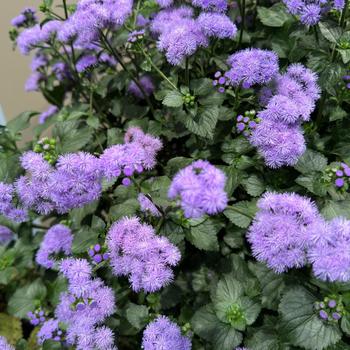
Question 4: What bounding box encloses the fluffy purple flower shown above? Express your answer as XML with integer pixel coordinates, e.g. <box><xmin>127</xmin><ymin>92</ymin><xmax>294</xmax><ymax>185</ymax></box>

<box><xmin>0</xmin><ymin>182</ymin><xmax>28</xmax><ymax>223</ymax></box>
<box><xmin>17</xmin><ymin>24</ymin><xmax>42</xmax><ymax>54</ymax></box>
<box><xmin>138</xmin><ymin>194</ymin><xmax>162</xmax><ymax>217</ymax></box>
<box><xmin>142</xmin><ymin>316</ymin><xmax>192</xmax><ymax>350</ymax></box>
<box><xmin>0</xmin><ymin>336</ymin><xmax>15</xmax><ymax>350</ymax></box>
<box><xmin>106</xmin><ymin>217</ymin><xmax>181</xmax><ymax>292</ymax></box>
<box><xmin>197</xmin><ymin>12</ymin><xmax>237</xmax><ymax>39</ymax></box>
<box><xmin>76</xmin><ymin>55</ymin><xmax>98</xmax><ymax>72</ymax></box>
<box><xmin>156</xmin><ymin>0</ymin><xmax>174</xmax><ymax>7</ymax></box>
<box><xmin>25</xmin><ymin>72</ymin><xmax>44</xmax><ymax>91</ymax></box>
<box><xmin>247</xmin><ymin>192</ymin><xmax>321</xmax><ymax>273</ymax></box>
<box><xmin>250</xmin><ymin>119</ymin><xmax>306</xmax><ymax>168</ymax></box>
<box><xmin>39</xmin><ymin>105</ymin><xmax>59</xmax><ymax>124</ymax></box>
<box><xmin>31</xmin><ymin>54</ymin><xmax>47</xmax><ymax>71</ymax></box>
<box><xmin>11</xmin><ymin>7</ymin><xmax>37</xmax><ymax>28</ymax></box>
<box><xmin>225</xmin><ymin>49</ymin><xmax>279</xmax><ymax>88</ymax></box>
<box><xmin>308</xmin><ymin>217</ymin><xmax>350</xmax><ymax>282</ymax></box>
<box><xmin>300</xmin><ymin>4</ymin><xmax>322</xmax><ymax>25</ymax></box>
<box><xmin>0</xmin><ymin>226</ymin><xmax>14</xmax><ymax>245</ymax></box>
<box><xmin>36</xmin><ymin>224</ymin><xmax>73</xmax><ymax>269</ymax></box>
<box><xmin>37</xmin><ymin>319</ymin><xmax>62</xmax><ymax>344</ymax></box>
<box><xmin>191</xmin><ymin>0</ymin><xmax>228</xmax><ymax>12</ymax></box>
<box><xmin>128</xmin><ymin>75</ymin><xmax>155</xmax><ymax>99</ymax></box>
<box><xmin>100</xmin><ymin>127</ymin><xmax>162</xmax><ymax>180</ymax></box>
<box><xmin>168</xmin><ymin>160</ymin><xmax>228</xmax><ymax>218</ymax></box>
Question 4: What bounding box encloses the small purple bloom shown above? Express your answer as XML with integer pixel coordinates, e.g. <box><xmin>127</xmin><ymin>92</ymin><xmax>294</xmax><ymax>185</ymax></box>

<box><xmin>335</xmin><ymin>178</ymin><xmax>344</xmax><ymax>188</ymax></box>
<box><xmin>218</xmin><ymin>87</ymin><xmax>225</xmax><ymax>93</ymax></box>
<box><xmin>237</xmin><ymin>123</ymin><xmax>245</xmax><ymax>132</ymax></box>
<box><xmin>319</xmin><ymin>310</ymin><xmax>328</xmax><ymax>320</ymax></box>
<box><xmin>336</xmin><ymin>170</ymin><xmax>344</xmax><ymax>177</ymax></box>
<box><xmin>332</xmin><ymin>312</ymin><xmax>341</xmax><ymax>320</ymax></box>
<box><xmin>328</xmin><ymin>300</ymin><xmax>337</xmax><ymax>308</ymax></box>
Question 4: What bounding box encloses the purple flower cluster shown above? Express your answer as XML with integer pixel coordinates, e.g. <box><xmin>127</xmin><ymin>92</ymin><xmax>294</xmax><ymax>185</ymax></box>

<box><xmin>76</xmin><ymin>55</ymin><xmax>98</xmax><ymax>73</ymax></box>
<box><xmin>88</xmin><ymin>244</ymin><xmax>110</xmax><ymax>264</ymax></box>
<box><xmin>308</xmin><ymin>217</ymin><xmax>350</xmax><ymax>282</ymax></box>
<box><xmin>39</xmin><ymin>105</ymin><xmax>59</xmax><ymax>124</ymax></box>
<box><xmin>138</xmin><ymin>193</ymin><xmax>162</xmax><ymax>217</ymax></box>
<box><xmin>0</xmin><ymin>226</ymin><xmax>14</xmax><ymax>245</ymax></box>
<box><xmin>27</xmin><ymin>309</ymin><xmax>46</xmax><ymax>326</ymax></box>
<box><xmin>128</xmin><ymin>75</ymin><xmax>155</xmax><ymax>99</ymax></box>
<box><xmin>343</xmin><ymin>75</ymin><xmax>350</xmax><ymax>89</ymax></box>
<box><xmin>225</xmin><ymin>49</ymin><xmax>279</xmax><ymax>88</ymax></box>
<box><xmin>50</xmin><ymin>258</ymin><xmax>116</xmax><ymax>350</ymax></box>
<box><xmin>212</xmin><ymin>71</ymin><xmax>230</xmax><ymax>93</ymax></box>
<box><xmin>250</xmin><ymin>64</ymin><xmax>320</xmax><ymax>168</ymax></box>
<box><xmin>192</xmin><ymin>0</ymin><xmax>228</xmax><ymax>12</ymax></box>
<box><xmin>11</xmin><ymin>7</ymin><xmax>37</xmax><ymax>28</ymax></box>
<box><xmin>247</xmin><ymin>192</ymin><xmax>321</xmax><ymax>273</ymax></box>
<box><xmin>37</xmin><ymin>318</ymin><xmax>65</xmax><ymax>344</ymax></box>
<box><xmin>142</xmin><ymin>316</ymin><xmax>192</xmax><ymax>350</ymax></box>
<box><xmin>127</xmin><ymin>29</ymin><xmax>145</xmax><ymax>43</ymax></box>
<box><xmin>100</xmin><ymin>127</ymin><xmax>162</xmax><ymax>184</ymax></box>
<box><xmin>326</xmin><ymin>163</ymin><xmax>350</xmax><ymax>189</ymax></box>
<box><xmin>168</xmin><ymin>160</ymin><xmax>228</xmax><ymax>218</ymax></box>
<box><xmin>283</xmin><ymin>0</ymin><xmax>344</xmax><ymax>25</ymax></box>
<box><xmin>236</xmin><ymin>110</ymin><xmax>258</xmax><ymax>136</ymax></box>
<box><xmin>314</xmin><ymin>297</ymin><xmax>344</xmax><ymax>322</ymax></box>
<box><xmin>0</xmin><ymin>182</ymin><xmax>28</xmax><ymax>223</ymax></box>
<box><xmin>0</xmin><ymin>336</ymin><xmax>15</xmax><ymax>350</ymax></box>
<box><xmin>106</xmin><ymin>217</ymin><xmax>181</xmax><ymax>292</ymax></box>
<box><xmin>36</xmin><ymin>224</ymin><xmax>73</xmax><ymax>269</ymax></box>
<box><xmin>151</xmin><ymin>6</ymin><xmax>236</xmax><ymax>65</ymax></box>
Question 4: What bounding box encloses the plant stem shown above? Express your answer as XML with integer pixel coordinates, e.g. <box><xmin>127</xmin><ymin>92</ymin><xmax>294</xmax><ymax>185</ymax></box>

<box><xmin>340</xmin><ymin>0</ymin><xmax>349</xmax><ymax>28</ymax></box>
<box><xmin>313</xmin><ymin>26</ymin><xmax>319</xmax><ymax>45</ymax></box>
<box><xmin>185</xmin><ymin>58</ymin><xmax>190</xmax><ymax>89</ymax></box>
<box><xmin>99</xmin><ymin>31</ymin><xmax>155</xmax><ymax>115</ymax></box>
<box><xmin>238</xmin><ymin>0</ymin><xmax>246</xmax><ymax>47</ymax></box>
<box><xmin>136</xmin><ymin>43</ymin><xmax>180</xmax><ymax>91</ymax></box>
<box><xmin>62</xmin><ymin>0</ymin><xmax>69</xmax><ymax>19</ymax></box>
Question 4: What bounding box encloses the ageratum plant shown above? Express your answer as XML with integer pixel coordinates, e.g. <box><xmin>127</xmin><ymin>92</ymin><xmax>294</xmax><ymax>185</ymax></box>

<box><xmin>1</xmin><ymin>0</ymin><xmax>350</xmax><ymax>349</ymax></box>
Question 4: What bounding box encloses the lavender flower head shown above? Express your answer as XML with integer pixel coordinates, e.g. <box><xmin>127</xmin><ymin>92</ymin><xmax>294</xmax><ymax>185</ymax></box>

<box><xmin>76</xmin><ymin>55</ymin><xmax>98</xmax><ymax>73</ymax></box>
<box><xmin>138</xmin><ymin>194</ymin><xmax>162</xmax><ymax>217</ymax></box>
<box><xmin>36</xmin><ymin>224</ymin><xmax>73</xmax><ymax>269</ymax></box>
<box><xmin>197</xmin><ymin>12</ymin><xmax>237</xmax><ymax>39</ymax></box>
<box><xmin>0</xmin><ymin>336</ymin><xmax>15</xmax><ymax>350</ymax></box>
<box><xmin>249</xmin><ymin>119</ymin><xmax>306</xmax><ymax>168</ymax></box>
<box><xmin>191</xmin><ymin>0</ymin><xmax>228</xmax><ymax>12</ymax></box>
<box><xmin>128</xmin><ymin>75</ymin><xmax>155</xmax><ymax>99</ymax></box>
<box><xmin>225</xmin><ymin>49</ymin><xmax>279</xmax><ymax>88</ymax></box>
<box><xmin>0</xmin><ymin>226</ymin><xmax>14</xmax><ymax>245</ymax></box>
<box><xmin>142</xmin><ymin>316</ymin><xmax>192</xmax><ymax>350</ymax></box>
<box><xmin>37</xmin><ymin>319</ymin><xmax>63</xmax><ymax>344</ymax></box>
<box><xmin>11</xmin><ymin>7</ymin><xmax>37</xmax><ymax>28</ymax></box>
<box><xmin>39</xmin><ymin>105</ymin><xmax>59</xmax><ymax>124</ymax></box>
<box><xmin>168</xmin><ymin>160</ymin><xmax>228</xmax><ymax>218</ymax></box>
<box><xmin>247</xmin><ymin>192</ymin><xmax>321</xmax><ymax>273</ymax></box>
<box><xmin>100</xmin><ymin>127</ymin><xmax>162</xmax><ymax>180</ymax></box>
<box><xmin>0</xmin><ymin>182</ymin><xmax>28</xmax><ymax>223</ymax></box>
<box><xmin>106</xmin><ymin>217</ymin><xmax>181</xmax><ymax>292</ymax></box>
<box><xmin>308</xmin><ymin>217</ymin><xmax>350</xmax><ymax>282</ymax></box>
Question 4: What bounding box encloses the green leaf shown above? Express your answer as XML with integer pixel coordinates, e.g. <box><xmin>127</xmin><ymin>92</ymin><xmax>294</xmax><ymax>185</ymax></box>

<box><xmin>190</xmin><ymin>78</ymin><xmax>214</xmax><ymax>96</ymax></box>
<box><xmin>241</xmin><ymin>175</ymin><xmax>265</xmax><ymax>197</ymax></box>
<box><xmin>294</xmin><ymin>149</ymin><xmax>328</xmax><ymax>174</ymax></box>
<box><xmin>8</xmin><ymin>279</ymin><xmax>47</xmax><ymax>318</ymax></box>
<box><xmin>70</xmin><ymin>201</ymin><xmax>99</xmax><ymax>228</ymax></box>
<box><xmin>125</xmin><ymin>303</ymin><xmax>149</xmax><ymax>330</ymax></box>
<box><xmin>72</xmin><ymin>227</ymin><xmax>99</xmax><ymax>254</ymax></box>
<box><xmin>224</xmin><ymin>201</ymin><xmax>257</xmax><ymax>228</ymax></box>
<box><xmin>318</xmin><ymin>22</ymin><xmax>342</xmax><ymax>43</ymax></box>
<box><xmin>109</xmin><ymin>199</ymin><xmax>139</xmax><ymax>221</ymax></box>
<box><xmin>165</xmin><ymin>157</ymin><xmax>193</xmax><ymax>177</ymax></box>
<box><xmin>53</xmin><ymin>120</ymin><xmax>93</xmax><ymax>153</ymax></box>
<box><xmin>279</xmin><ymin>287</ymin><xmax>342</xmax><ymax>349</ymax></box>
<box><xmin>192</xmin><ymin>304</ymin><xmax>242</xmax><ymax>350</ymax></box>
<box><xmin>338</xmin><ymin>49</ymin><xmax>350</xmax><ymax>64</ymax></box>
<box><xmin>249</xmin><ymin>263</ymin><xmax>285</xmax><ymax>310</ymax></box>
<box><xmin>257</xmin><ymin>3</ymin><xmax>292</xmax><ymax>27</ymax></box>
<box><xmin>321</xmin><ymin>200</ymin><xmax>350</xmax><ymax>220</ymax></box>
<box><xmin>0</xmin><ymin>313</ymin><xmax>22</xmax><ymax>346</ymax></box>
<box><xmin>329</xmin><ymin>106</ymin><xmax>347</xmax><ymax>122</ymax></box>
<box><xmin>162</xmin><ymin>90</ymin><xmax>183</xmax><ymax>107</ymax></box>
<box><xmin>340</xmin><ymin>314</ymin><xmax>350</xmax><ymax>335</ymax></box>
<box><xmin>186</xmin><ymin>218</ymin><xmax>221</xmax><ymax>251</ymax></box>
<box><xmin>6</xmin><ymin>111</ymin><xmax>37</xmax><ymax>136</ymax></box>
<box><xmin>184</xmin><ymin>106</ymin><xmax>219</xmax><ymax>139</ymax></box>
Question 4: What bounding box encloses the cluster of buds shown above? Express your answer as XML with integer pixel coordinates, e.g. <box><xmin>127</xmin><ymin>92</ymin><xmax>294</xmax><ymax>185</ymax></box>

<box><xmin>34</xmin><ymin>137</ymin><xmax>57</xmax><ymax>165</ymax></box>
<box><xmin>88</xmin><ymin>244</ymin><xmax>109</xmax><ymax>264</ymax></box>
<box><xmin>70</xmin><ymin>295</ymin><xmax>98</xmax><ymax>311</ymax></box>
<box><xmin>236</xmin><ymin>110</ymin><xmax>259</xmax><ymax>136</ymax></box>
<box><xmin>342</xmin><ymin>75</ymin><xmax>350</xmax><ymax>89</ymax></box>
<box><xmin>212</xmin><ymin>71</ymin><xmax>230</xmax><ymax>93</ymax></box>
<box><xmin>27</xmin><ymin>308</ymin><xmax>47</xmax><ymax>326</ymax></box>
<box><xmin>323</xmin><ymin>162</ymin><xmax>350</xmax><ymax>190</ymax></box>
<box><xmin>225</xmin><ymin>303</ymin><xmax>245</xmax><ymax>326</ymax></box>
<box><xmin>314</xmin><ymin>297</ymin><xmax>344</xmax><ymax>322</ymax></box>
<box><xmin>182</xmin><ymin>93</ymin><xmax>195</xmax><ymax>107</ymax></box>
<box><xmin>127</xmin><ymin>29</ymin><xmax>145</xmax><ymax>45</ymax></box>
<box><xmin>121</xmin><ymin>165</ymin><xmax>143</xmax><ymax>187</ymax></box>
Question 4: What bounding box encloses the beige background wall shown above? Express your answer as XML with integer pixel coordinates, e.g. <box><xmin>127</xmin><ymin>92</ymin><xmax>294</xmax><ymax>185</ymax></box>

<box><xmin>0</xmin><ymin>1</ymin><xmax>47</xmax><ymax>122</ymax></box>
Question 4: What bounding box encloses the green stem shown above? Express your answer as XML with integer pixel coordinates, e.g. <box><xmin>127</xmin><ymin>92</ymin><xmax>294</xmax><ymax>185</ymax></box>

<box><xmin>238</xmin><ymin>0</ymin><xmax>246</xmax><ymax>47</ymax></box>
<box><xmin>340</xmin><ymin>0</ymin><xmax>349</xmax><ymax>28</ymax></box>
<box><xmin>313</xmin><ymin>26</ymin><xmax>319</xmax><ymax>45</ymax></box>
<box><xmin>137</xmin><ymin>43</ymin><xmax>180</xmax><ymax>92</ymax></box>
<box><xmin>100</xmin><ymin>32</ymin><xmax>155</xmax><ymax>115</ymax></box>
<box><xmin>62</xmin><ymin>0</ymin><xmax>69</xmax><ymax>19</ymax></box>
<box><xmin>133</xmin><ymin>0</ymin><xmax>141</xmax><ymax>28</ymax></box>
<box><xmin>185</xmin><ymin>57</ymin><xmax>190</xmax><ymax>89</ymax></box>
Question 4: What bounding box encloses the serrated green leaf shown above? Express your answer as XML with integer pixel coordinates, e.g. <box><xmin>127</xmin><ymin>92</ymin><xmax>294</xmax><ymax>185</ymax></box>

<box><xmin>192</xmin><ymin>304</ymin><xmax>242</xmax><ymax>350</ymax></box>
<box><xmin>186</xmin><ymin>219</ymin><xmax>221</xmax><ymax>251</ymax></box>
<box><xmin>8</xmin><ymin>279</ymin><xmax>47</xmax><ymax>318</ymax></box>
<box><xmin>279</xmin><ymin>287</ymin><xmax>342</xmax><ymax>349</ymax></box>
<box><xmin>318</xmin><ymin>22</ymin><xmax>342</xmax><ymax>43</ymax></box>
<box><xmin>241</xmin><ymin>175</ymin><xmax>265</xmax><ymax>197</ymax></box>
<box><xmin>109</xmin><ymin>198</ymin><xmax>139</xmax><ymax>221</ymax></box>
<box><xmin>190</xmin><ymin>78</ymin><xmax>214</xmax><ymax>96</ymax></box>
<box><xmin>224</xmin><ymin>201</ymin><xmax>257</xmax><ymax>228</ymax></box>
<box><xmin>72</xmin><ymin>226</ymin><xmax>99</xmax><ymax>254</ymax></box>
<box><xmin>162</xmin><ymin>90</ymin><xmax>183</xmax><ymax>107</ymax></box>
<box><xmin>184</xmin><ymin>106</ymin><xmax>219</xmax><ymax>139</ymax></box>
<box><xmin>70</xmin><ymin>201</ymin><xmax>99</xmax><ymax>228</ymax></box>
<box><xmin>6</xmin><ymin>111</ymin><xmax>37</xmax><ymax>136</ymax></box>
<box><xmin>257</xmin><ymin>3</ymin><xmax>292</xmax><ymax>27</ymax></box>
<box><xmin>126</xmin><ymin>303</ymin><xmax>149</xmax><ymax>330</ymax></box>
<box><xmin>294</xmin><ymin>149</ymin><xmax>328</xmax><ymax>174</ymax></box>
<box><xmin>321</xmin><ymin>200</ymin><xmax>350</xmax><ymax>220</ymax></box>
